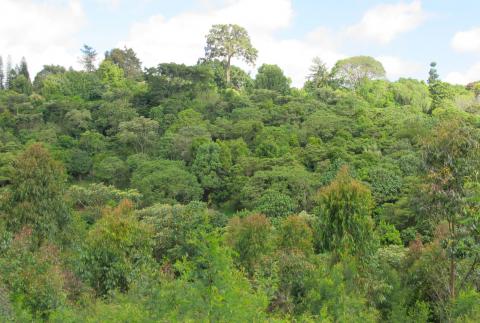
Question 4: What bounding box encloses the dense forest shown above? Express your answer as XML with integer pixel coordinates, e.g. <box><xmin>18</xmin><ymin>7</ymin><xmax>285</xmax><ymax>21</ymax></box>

<box><xmin>1</xmin><ymin>24</ymin><xmax>480</xmax><ymax>322</ymax></box>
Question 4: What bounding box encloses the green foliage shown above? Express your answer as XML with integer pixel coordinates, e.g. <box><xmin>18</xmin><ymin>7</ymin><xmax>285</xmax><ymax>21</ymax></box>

<box><xmin>277</xmin><ymin>215</ymin><xmax>314</xmax><ymax>254</ymax></box>
<box><xmin>3</xmin><ymin>26</ymin><xmax>480</xmax><ymax>322</ymax></box>
<box><xmin>104</xmin><ymin>47</ymin><xmax>143</xmax><ymax>81</ymax></box>
<box><xmin>131</xmin><ymin>159</ymin><xmax>202</xmax><ymax>205</ymax></box>
<box><xmin>93</xmin><ymin>155</ymin><xmax>129</xmax><ymax>187</ymax></box>
<box><xmin>117</xmin><ymin>116</ymin><xmax>159</xmax><ymax>154</ymax></box>
<box><xmin>67</xmin><ymin>183</ymin><xmax>141</xmax><ymax>222</ymax></box>
<box><xmin>314</xmin><ymin>166</ymin><xmax>377</xmax><ymax>258</ymax></box>
<box><xmin>255</xmin><ymin>64</ymin><xmax>291</xmax><ymax>94</ymax></box>
<box><xmin>226</xmin><ymin>214</ymin><xmax>273</xmax><ymax>274</ymax></box>
<box><xmin>81</xmin><ymin>200</ymin><xmax>153</xmax><ymax>296</ymax></box>
<box><xmin>3</xmin><ymin>143</ymin><xmax>70</xmax><ymax>243</ymax></box>
<box><xmin>191</xmin><ymin>141</ymin><xmax>224</xmax><ymax>199</ymax></box>
<box><xmin>451</xmin><ymin>289</ymin><xmax>480</xmax><ymax>322</ymax></box>
<box><xmin>204</xmin><ymin>24</ymin><xmax>258</xmax><ymax>84</ymax></box>
<box><xmin>0</xmin><ymin>229</ymin><xmax>67</xmax><ymax>320</ymax></box>
<box><xmin>255</xmin><ymin>189</ymin><xmax>297</xmax><ymax>217</ymax></box>
<box><xmin>376</xmin><ymin>220</ymin><xmax>402</xmax><ymax>246</ymax></box>
<box><xmin>421</xmin><ymin>118</ymin><xmax>480</xmax><ymax>301</ymax></box>
<box><xmin>332</xmin><ymin>56</ymin><xmax>386</xmax><ymax>88</ymax></box>
<box><xmin>137</xmin><ymin>201</ymin><xmax>223</xmax><ymax>263</ymax></box>
<box><xmin>304</xmin><ymin>261</ymin><xmax>379</xmax><ymax>321</ymax></box>
<box><xmin>97</xmin><ymin>59</ymin><xmax>127</xmax><ymax>89</ymax></box>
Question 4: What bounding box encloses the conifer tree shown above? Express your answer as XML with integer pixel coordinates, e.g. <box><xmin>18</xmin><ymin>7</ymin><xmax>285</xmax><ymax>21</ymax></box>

<box><xmin>18</xmin><ymin>57</ymin><xmax>30</xmax><ymax>80</ymax></box>
<box><xmin>79</xmin><ymin>44</ymin><xmax>97</xmax><ymax>72</ymax></box>
<box><xmin>0</xmin><ymin>56</ymin><xmax>4</xmax><ymax>89</ymax></box>
<box><xmin>5</xmin><ymin>56</ymin><xmax>13</xmax><ymax>89</ymax></box>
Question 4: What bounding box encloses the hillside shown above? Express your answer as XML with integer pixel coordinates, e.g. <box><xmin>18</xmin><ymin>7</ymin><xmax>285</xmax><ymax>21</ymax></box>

<box><xmin>1</xmin><ymin>26</ymin><xmax>480</xmax><ymax>322</ymax></box>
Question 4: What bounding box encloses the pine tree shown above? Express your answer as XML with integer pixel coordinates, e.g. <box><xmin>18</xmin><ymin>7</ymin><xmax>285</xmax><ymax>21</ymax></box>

<box><xmin>5</xmin><ymin>56</ymin><xmax>13</xmax><ymax>89</ymax></box>
<box><xmin>18</xmin><ymin>57</ymin><xmax>30</xmax><ymax>80</ymax></box>
<box><xmin>428</xmin><ymin>62</ymin><xmax>439</xmax><ymax>84</ymax></box>
<box><xmin>79</xmin><ymin>44</ymin><xmax>97</xmax><ymax>72</ymax></box>
<box><xmin>0</xmin><ymin>56</ymin><xmax>4</xmax><ymax>90</ymax></box>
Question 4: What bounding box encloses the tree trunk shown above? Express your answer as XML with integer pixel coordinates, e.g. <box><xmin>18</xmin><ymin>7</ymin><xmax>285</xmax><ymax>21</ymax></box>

<box><xmin>449</xmin><ymin>257</ymin><xmax>455</xmax><ymax>299</ymax></box>
<box><xmin>449</xmin><ymin>220</ymin><xmax>456</xmax><ymax>300</ymax></box>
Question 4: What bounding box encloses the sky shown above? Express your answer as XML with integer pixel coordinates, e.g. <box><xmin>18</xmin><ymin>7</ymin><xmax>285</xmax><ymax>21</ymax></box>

<box><xmin>1</xmin><ymin>0</ymin><xmax>480</xmax><ymax>87</ymax></box>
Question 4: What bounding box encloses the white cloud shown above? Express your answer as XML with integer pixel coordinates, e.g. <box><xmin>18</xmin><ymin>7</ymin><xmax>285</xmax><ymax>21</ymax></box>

<box><xmin>346</xmin><ymin>0</ymin><xmax>427</xmax><ymax>44</ymax></box>
<box><xmin>445</xmin><ymin>63</ymin><xmax>480</xmax><ymax>85</ymax></box>
<box><xmin>377</xmin><ymin>55</ymin><xmax>423</xmax><ymax>80</ymax></box>
<box><xmin>95</xmin><ymin>0</ymin><xmax>121</xmax><ymax>9</ymax></box>
<box><xmin>451</xmin><ymin>27</ymin><xmax>480</xmax><ymax>53</ymax></box>
<box><xmin>0</xmin><ymin>0</ymin><xmax>85</xmax><ymax>77</ymax></box>
<box><xmin>120</xmin><ymin>0</ymin><xmax>343</xmax><ymax>87</ymax></box>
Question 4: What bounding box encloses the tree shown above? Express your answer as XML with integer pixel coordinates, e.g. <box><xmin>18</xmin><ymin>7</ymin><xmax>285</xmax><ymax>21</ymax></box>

<box><xmin>144</xmin><ymin>63</ymin><xmax>214</xmax><ymax>102</ymax></box>
<box><xmin>254</xmin><ymin>64</ymin><xmax>291</xmax><ymax>94</ymax></box>
<box><xmin>0</xmin><ymin>56</ymin><xmax>4</xmax><ymax>90</ymax></box>
<box><xmin>32</xmin><ymin>65</ymin><xmax>66</xmax><ymax>91</ymax></box>
<box><xmin>277</xmin><ymin>215</ymin><xmax>314</xmax><ymax>254</ymax></box>
<box><xmin>10</xmin><ymin>74</ymin><xmax>32</xmax><ymax>95</ymax></box>
<box><xmin>79</xmin><ymin>44</ymin><xmax>97</xmax><ymax>72</ymax></box>
<box><xmin>18</xmin><ymin>57</ymin><xmax>30</xmax><ymax>80</ymax></box>
<box><xmin>104</xmin><ymin>47</ymin><xmax>142</xmax><ymax>80</ymax></box>
<box><xmin>225</xmin><ymin>214</ymin><xmax>272</xmax><ymax>274</ymax></box>
<box><xmin>142</xmin><ymin>231</ymin><xmax>268</xmax><ymax>321</ymax></box>
<box><xmin>331</xmin><ymin>56</ymin><xmax>386</xmax><ymax>88</ymax></box>
<box><xmin>426</xmin><ymin>63</ymin><xmax>453</xmax><ymax>114</ymax></box>
<box><xmin>314</xmin><ymin>166</ymin><xmax>377</xmax><ymax>258</ymax></box>
<box><xmin>305</xmin><ymin>56</ymin><xmax>330</xmax><ymax>90</ymax></box>
<box><xmin>5</xmin><ymin>55</ymin><xmax>13</xmax><ymax>89</ymax></box>
<box><xmin>117</xmin><ymin>116</ymin><xmax>159</xmax><ymax>154</ymax></box>
<box><xmin>131</xmin><ymin>159</ymin><xmax>202</xmax><ymax>205</ymax></box>
<box><xmin>428</xmin><ymin>62</ymin><xmax>439</xmax><ymax>85</ymax></box>
<box><xmin>3</xmin><ymin>144</ymin><xmax>70</xmax><ymax>243</ymax></box>
<box><xmin>421</xmin><ymin>119</ymin><xmax>480</xmax><ymax>300</ymax></box>
<box><xmin>82</xmin><ymin>200</ymin><xmax>153</xmax><ymax>296</ymax></box>
<box><xmin>191</xmin><ymin>142</ymin><xmax>224</xmax><ymax>200</ymax></box>
<box><xmin>137</xmin><ymin>201</ymin><xmax>220</xmax><ymax>263</ymax></box>
<box><xmin>204</xmin><ymin>24</ymin><xmax>258</xmax><ymax>84</ymax></box>
<box><xmin>254</xmin><ymin>190</ymin><xmax>296</xmax><ymax>217</ymax></box>
<box><xmin>64</xmin><ymin>109</ymin><xmax>91</xmax><ymax>136</ymax></box>
<box><xmin>97</xmin><ymin>59</ymin><xmax>127</xmax><ymax>89</ymax></box>
<box><xmin>93</xmin><ymin>156</ymin><xmax>129</xmax><ymax>187</ymax></box>
<box><xmin>0</xmin><ymin>229</ymin><xmax>67</xmax><ymax>320</ymax></box>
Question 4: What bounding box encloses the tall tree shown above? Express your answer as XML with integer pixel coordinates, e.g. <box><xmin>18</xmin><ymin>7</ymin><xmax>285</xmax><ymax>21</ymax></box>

<box><xmin>0</xmin><ymin>56</ymin><xmax>4</xmax><ymax>90</ymax></box>
<box><xmin>104</xmin><ymin>47</ymin><xmax>142</xmax><ymax>80</ymax></box>
<box><xmin>18</xmin><ymin>57</ymin><xmax>30</xmax><ymax>80</ymax></box>
<box><xmin>9</xmin><ymin>57</ymin><xmax>33</xmax><ymax>95</ymax></box>
<box><xmin>204</xmin><ymin>24</ymin><xmax>258</xmax><ymax>84</ymax></box>
<box><xmin>5</xmin><ymin>55</ymin><xmax>13</xmax><ymax>89</ymax></box>
<box><xmin>79</xmin><ymin>44</ymin><xmax>97</xmax><ymax>72</ymax></box>
<box><xmin>428</xmin><ymin>61</ymin><xmax>439</xmax><ymax>84</ymax></box>
<box><xmin>3</xmin><ymin>144</ymin><xmax>70</xmax><ymax>243</ymax></box>
<box><xmin>314</xmin><ymin>166</ymin><xmax>377</xmax><ymax>258</ymax></box>
<box><xmin>306</xmin><ymin>56</ymin><xmax>330</xmax><ymax>90</ymax></box>
<box><xmin>331</xmin><ymin>55</ymin><xmax>385</xmax><ymax>88</ymax></box>
<box><xmin>426</xmin><ymin>62</ymin><xmax>452</xmax><ymax>114</ymax></box>
<box><xmin>422</xmin><ymin>119</ymin><xmax>480</xmax><ymax>300</ymax></box>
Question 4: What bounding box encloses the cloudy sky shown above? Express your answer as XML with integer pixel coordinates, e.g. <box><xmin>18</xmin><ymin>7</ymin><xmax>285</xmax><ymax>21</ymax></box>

<box><xmin>1</xmin><ymin>0</ymin><xmax>480</xmax><ymax>87</ymax></box>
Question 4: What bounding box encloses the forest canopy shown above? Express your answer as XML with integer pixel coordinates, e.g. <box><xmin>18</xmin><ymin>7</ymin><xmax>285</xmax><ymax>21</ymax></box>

<box><xmin>1</xmin><ymin>24</ymin><xmax>480</xmax><ymax>322</ymax></box>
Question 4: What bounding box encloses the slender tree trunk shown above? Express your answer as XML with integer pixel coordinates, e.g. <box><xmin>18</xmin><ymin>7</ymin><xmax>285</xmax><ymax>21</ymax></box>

<box><xmin>450</xmin><ymin>257</ymin><xmax>455</xmax><ymax>299</ymax></box>
<box><xmin>449</xmin><ymin>219</ymin><xmax>456</xmax><ymax>299</ymax></box>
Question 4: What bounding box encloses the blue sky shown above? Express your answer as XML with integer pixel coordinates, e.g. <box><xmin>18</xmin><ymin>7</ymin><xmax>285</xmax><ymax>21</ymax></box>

<box><xmin>2</xmin><ymin>0</ymin><xmax>480</xmax><ymax>86</ymax></box>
